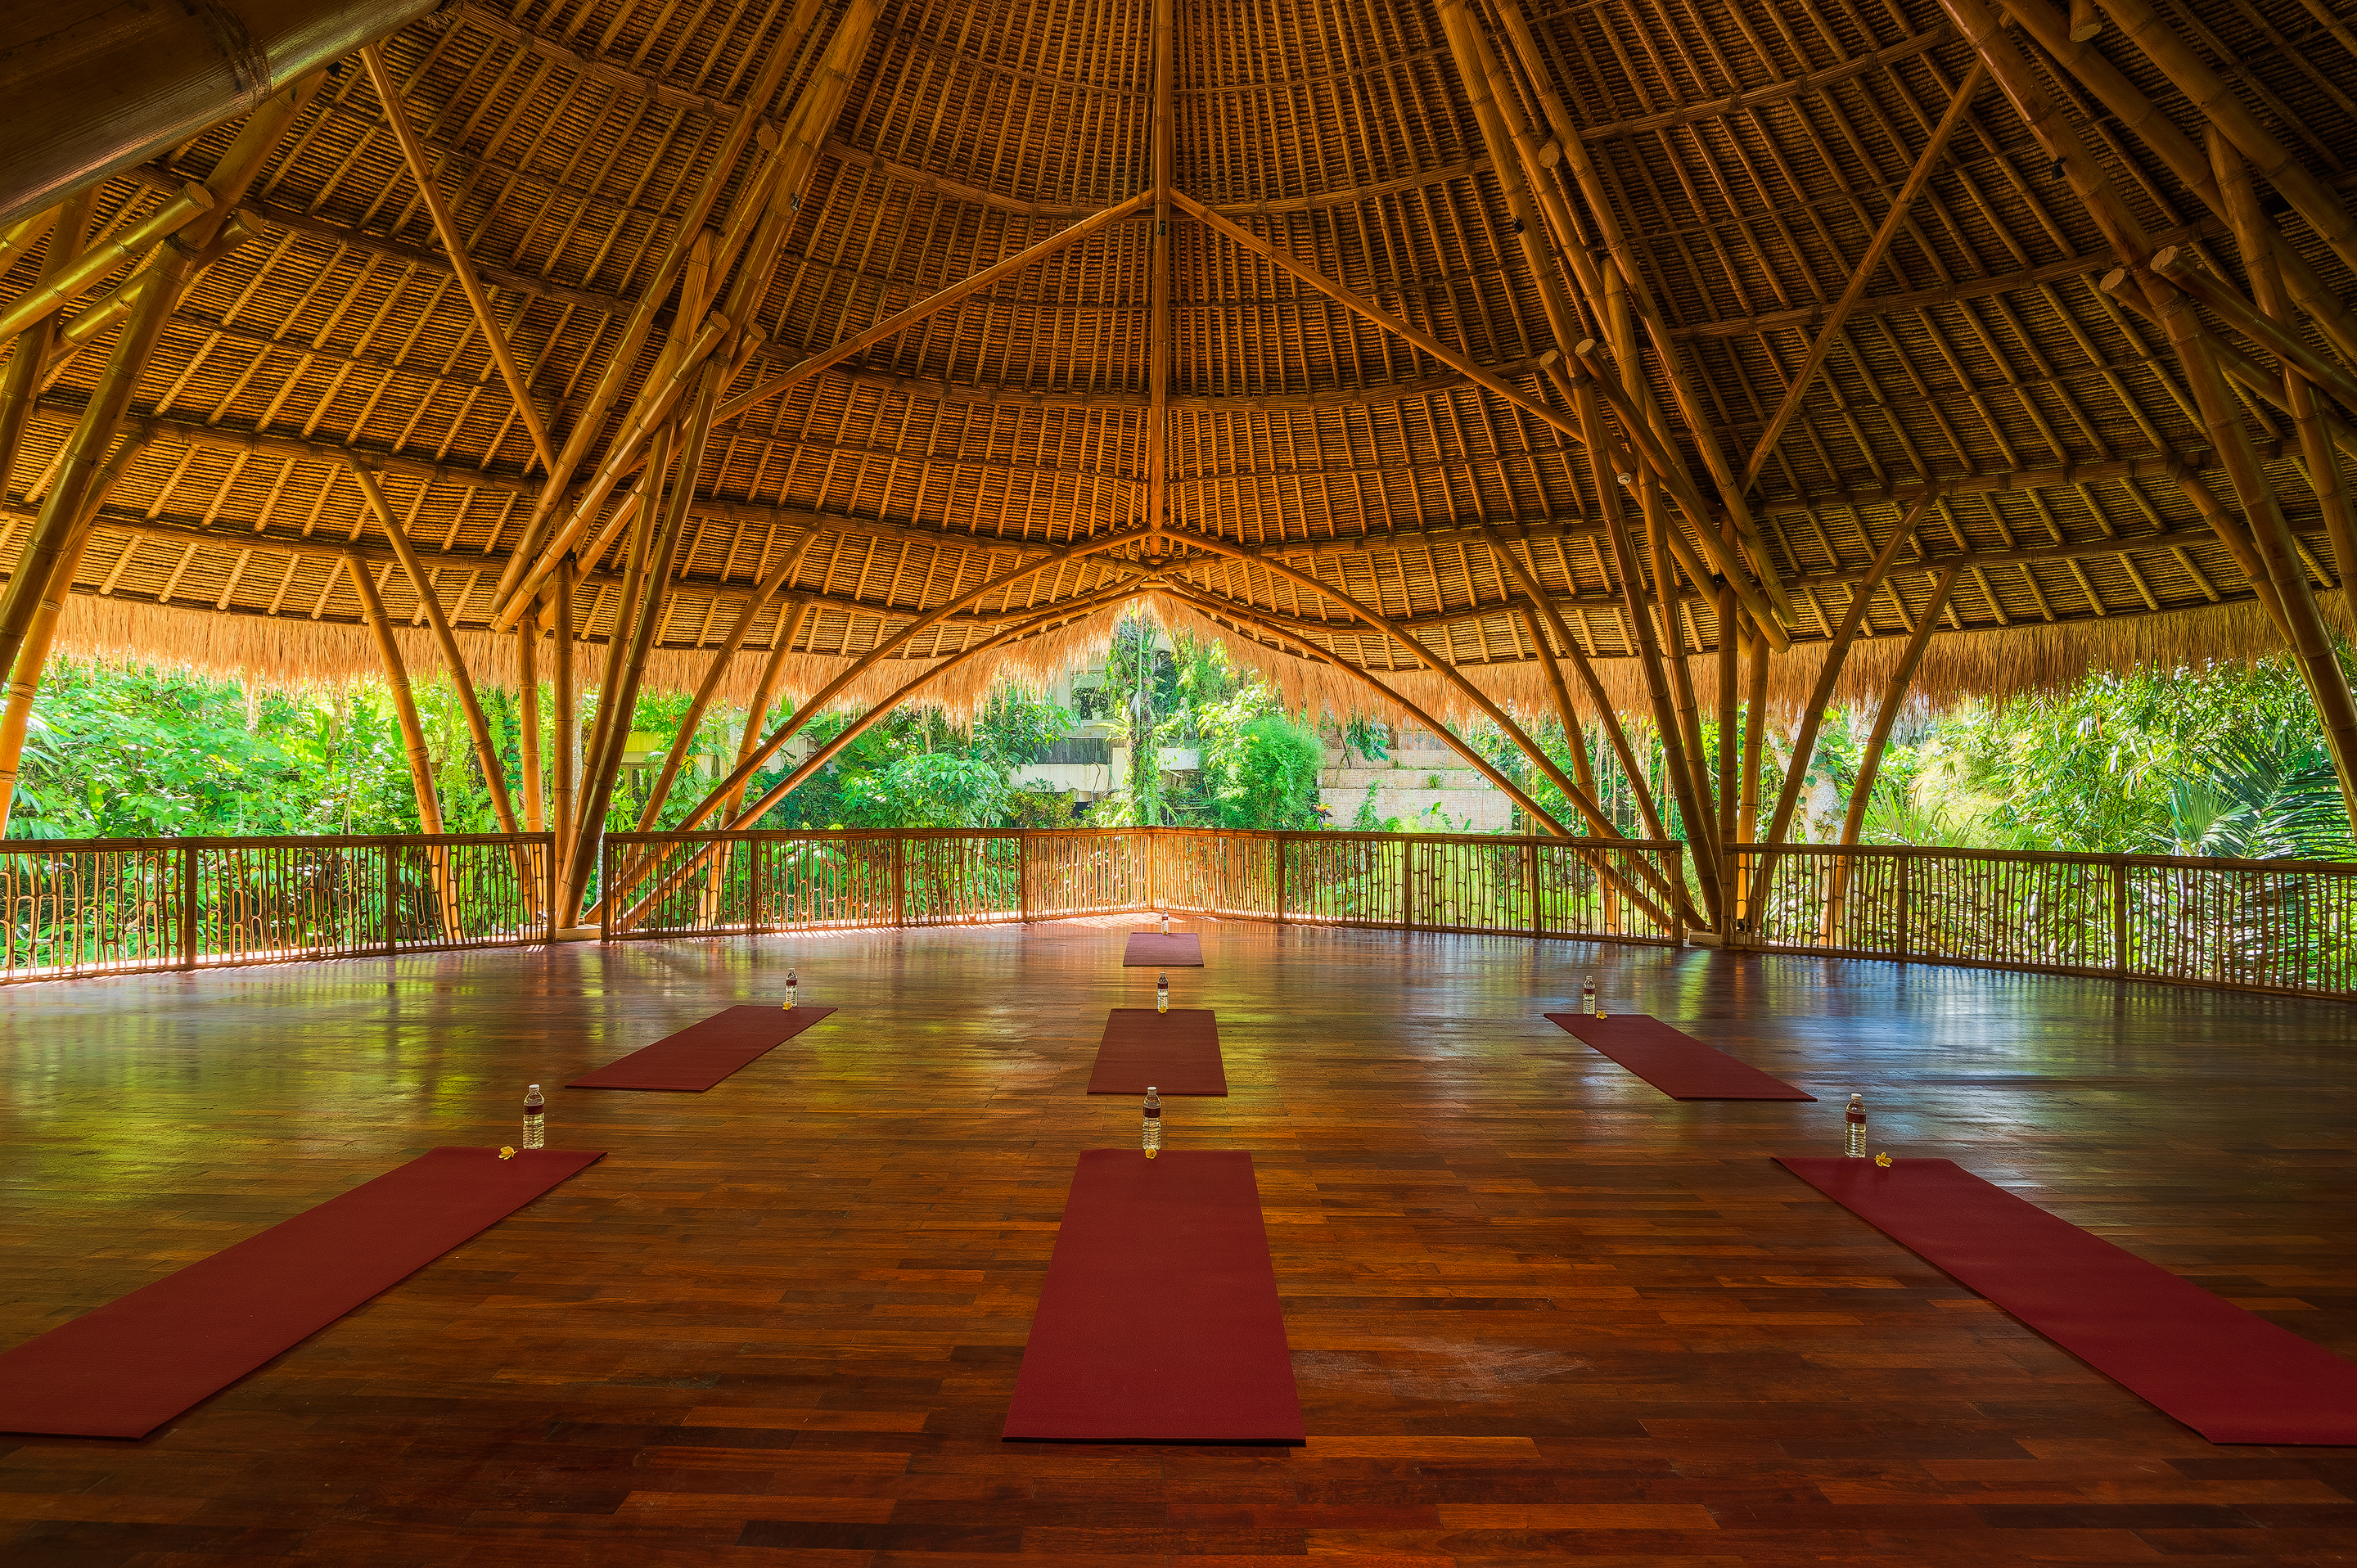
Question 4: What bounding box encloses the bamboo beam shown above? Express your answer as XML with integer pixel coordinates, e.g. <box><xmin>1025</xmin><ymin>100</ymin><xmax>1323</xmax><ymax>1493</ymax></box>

<box><xmin>1147</xmin><ymin>0</ymin><xmax>1173</xmax><ymax>552</ymax></box>
<box><xmin>0</xmin><ymin>186</ymin><xmax>213</xmax><ymax>349</ymax></box>
<box><xmin>1562</xmin><ymin>348</ymin><xmax>1789</xmax><ymax>648</ymax></box>
<box><xmin>552</xmin><ymin>558</ymin><xmax>577</xmax><ymax>883</ymax></box>
<box><xmin>0</xmin><ymin>191</ymin><xmax>96</xmax><ymax>524</ymax></box>
<box><xmin>484</xmin><ymin>0</ymin><xmax>831</xmax><ymax>615</ymax></box>
<box><xmin>2212</xmin><ymin>133</ymin><xmax>2357</xmax><ymax>583</ymax></box>
<box><xmin>1936</xmin><ymin>0</ymin><xmax>2357</xmax><ymax>824</ymax></box>
<box><xmin>633</xmin><ymin>533</ymin><xmax>818</xmax><ymax>830</ymax></box>
<box><xmin>2003</xmin><ymin>0</ymin><xmax>2357</xmax><ymax>363</ymax></box>
<box><xmin>1579</xmin><ymin>26</ymin><xmax>1951</xmax><ymax>137</ymax></box>
<box><xmin>2097</xmin><ymin>0</ymin><xmax>2357</xmax><ymax>281</ymax></box>
<box><xmin>517</xmin><ymin>605</ymin><xmax>543</xmax><ymax>836</ymax></box>
<box><xmin>0</xmin><ymin>435</ymin><xmax>146</xmax><ymax>833</ymax></box>
<box><xmin>1477</xmin><ymin>525</ymin><xmax>1594</xmax><ymax>797</ymax></box>
<box><xmin>564</xmin><ymin>408</ymin><xmax>703</xmax><ymax>924</ymax></box>
<box><xmin>348</xmin><ymin>458</ymin><xmax>521</xmax><ymax>836</ymax></box>
<box><xmin>1758</xmin><ymin>499</ymin><xmax>1928</xmax><ymax>854</ymax></box>
<box><xmin>358</xmin><ymin>45</ymin><xmax>558</xmax><ymax>477</ymax></box>
<box><xmin>493</xmin><ymin>309</ymin><xmax>732</xmax><ymax>627</ymax></box>
<box><xmin>1715</xmin><ymin>576</ymin><xmax>1737</xmax><ymax>854</ymax></box>
<box><xmin>2149</xmin><ymin>247</ymin><xmax>2357</xmax><ymax>417</ymax></box>
<box><xmin>1741</xmin><ymin>61</ymin><xmax>1985</xmax><ymax>490</ymax></box>
<box><xmin>1169</xmin><ymin>190</ymin><xmax>1589</xmax><ymax>448</ymax></box>
<box><xmin>712</xmin><ymin>191</ymin><xmax>1155</xmax><ymax>431</ymax></box>
<box><xmin>347</xmin><ymin>554</ymin><xmax>445</xmax><ymax>836</ymax></box>
<box><xmin>1822</xmin><ymin>565</ymin><xmax>1958</xmax><ymax>944</ymax></box>
<box><xmin>1485</xmin><ymin>0</ymin><xmax>1794</xmax><ymax>627</ymax></box>
<box><xmin>665</xmin><ymin>528</ymin><xmax>1156</xmax><ymax>834</ymax></box>
<box><xmin>605</xmin><ymin>591</ymin><xmax>1143</xmax><ymax>930</ymax></box>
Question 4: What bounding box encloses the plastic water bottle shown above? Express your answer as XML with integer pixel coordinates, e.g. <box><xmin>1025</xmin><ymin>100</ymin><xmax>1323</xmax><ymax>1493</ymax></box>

<box><xmin>1142</xmin><ymin>1086</ymin><xmax>1161</xmax><ymax>1158</ymax></box>
<box><xmin>523</xmin><ymin>1084</ymin><xmax>545</xmax><ymax>1150</ymax></box>
<box><xmin>1156</xmin><ymin>971</ymin><xmax>1169</xmax><ymax>1013</ymax></box>
<box><xmin>1845</xmin><ymin>1093</ymin><xmax>1867</xmax><ymax>1158</ymax></box>
<box><xmin>785</xmin><ymin>970</ymin><xmax>798</xmax><ymax>1009</ymax></box>
<box><xmin>1160</xmin><ymin>911</ymin><xmax>1171</xmax><ymax>935</ymax></box>
<box><xmin>1582</xmin><ymin>974</ymin><xmax>1599</xmax><ymax>1016</ymax></box>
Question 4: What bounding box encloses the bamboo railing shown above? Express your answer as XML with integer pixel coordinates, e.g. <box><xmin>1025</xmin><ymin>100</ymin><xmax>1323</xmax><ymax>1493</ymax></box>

<box><xmin>600</xmin><ymin>827</ymin><xmax>1688</xmax><ymax>946</ymax></box>
<box><xmin>0</xmin><ymin>834</ymin><xmax>552</xmax><ymax>984</ymax></box>
<box><xmin>1726</xmin><ymin>843</ymin><xmax>2357</xmax><ymax>999</ymax></box>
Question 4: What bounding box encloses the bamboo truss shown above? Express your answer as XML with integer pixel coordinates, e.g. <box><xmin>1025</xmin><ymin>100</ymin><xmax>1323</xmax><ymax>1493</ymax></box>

<box><xmin>0</xmin><ymin>0</ymin><xmax>2351</xmax><ymax>931</ymax></box>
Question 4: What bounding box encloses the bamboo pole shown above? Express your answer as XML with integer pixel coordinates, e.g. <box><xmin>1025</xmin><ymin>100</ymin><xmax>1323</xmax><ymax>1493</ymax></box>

<box><xmin>2003</xmin><ymin>0</ymin><xmax>2357</xmax><ymax>363</ymax></box>
<box><xmin>564</xmin><ymin>415</ymin><xmax>700</xmax><ymax>925</ymax></box>
<box><xmin>1561</xmin><ymin>347</ymin><xmax>1787</xmax><ymax>647</ymax></box>
<box><xmin>665</xmin><ymin>528</ymin><xmax>1155</xmax><ymax>834</ymax></box>
<box><xmin>633</xmin><ymin>532</ymin><xmax>818</xmax><ymax>829</ymax></box>
<box><xmin>605</xmin><ymin>593</ymin><xmax>1145</xmax><ymax>930</ymax></box>
<box><xmin>1716</xmin><ymin>578</ymin><xmax>1737</xmax><ymax>855</ymax></box>
<box><xmin>712</xmin><ymin>191</ymin><xmax>1154</xmax><ymax>431</ymax></box>
<box><xmin>2151</xmin><ymin>247</ymin><xmax>2357</xmax><ymax>417</ymax></box>
<box><xmin>347</xmin><ymin>552</ymin><xmax>459</xmax><ymax>935</ymax></box>
<box><xmin>359</xmin><ymin>45</ymin><xmax>557</xmax><ymax>476</ymax></box>
<box><xmin>1484</xmin><ymin>0</ymin><xmax>1795</xmax><ymax>626</ymax></box>
<box><xmin>2211</xmin><ymin>133</ymin><xmax>2357</xmax><ymax>584</ymax></box>
<box><xmin>1822</xmin><ymin>566</ymin><xmax>1959</xmax><ymax>944</ymax></box>
<box><xmin>517</xmin><ymin>604</ymin><xmax>543</xmax><ymax>835</ymax></box>
<box><xmin>0</xmin><ymin>435</ymin><xmax>146</xmax><ymax>833</ymax></box>
<box><xmin>1170</xmin><ymin>191</ymin><xmax>1589</xmax><ymax>448</ymax></box>
<box><xmin>552</xmin><ymin>557</ymin><xmax>577</xmax><ymax>884</ymax></box>
<box><xmin>1760</xmin><ymin>499</ymin><xmax>1929</xmax><ymax>852</ymax></box>
<box><xmin>719</xmin><ymin>599</ymin><xmax>808</xmax><ymax>830</ymax></box>
<box><xmin>1146</xmin><ymin>0</ymin><xmax>1173</xmax><ymax>551</ymax></box>
<box><xmin>1612</xmin><ymin>466</ymin><xmax>1722</xmax><ymax>926</ymax></box>
<box><xmin>1481</xmin><ymin>525</ymin><xmax>1670</xmax><ymax>840</ymax></box>
<box><xmin>1476</xmin><ymin>525</ymin><xmax>1593</xmax><ymax>795</ymax></box>
<box><xmin>0</xmin><ymin>191</ymin><xmax>95</xmax><ymax>514</ymax></box>
<box><xmin>1742</xmin><ymin>61</ymin><xmax>1985</xmax><ymax>489</ymax></box>
<box><xmin>1644</xmin><ymin>475</ymin><xmax>1721</xmax><ymax>885</ymax></box>
<box><xmin>348</xmin><ymin>458</ymin><xmax>521</xmax><ymax>835</ymax></box>
<box><xmin>2096</xmin><ymin>0</ymin><xmax>2357</xmax><ymax>281</ymax></box>
<box><xmin>485</xmin><ymin>0</ymin><xmax>829</xmax><ymax>614</ymax></box>
<box><xmin>1734</xmin><ymin>620</ymin><xmax>1768</xmax><ymax>933</ymax></box>
<box><xmin>0</xmin><ymin>186</ymin><xmax>214</xmax><ymax>349</ymax></box>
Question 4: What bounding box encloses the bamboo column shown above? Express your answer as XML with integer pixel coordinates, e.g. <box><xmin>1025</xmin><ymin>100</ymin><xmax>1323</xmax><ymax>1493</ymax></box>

<box><xmin>516</xmin><ymin>606</ymin><xmax>543</xmax><ymax>835</ymax></box>
<box><xmin>0</xmin><ymin>435</ymin><xmax>146</xmax><ymax>832</ymax></box>
<box><xmin>1716</xmin><ymin>579</ymin><xmax>1737</xmax><ymax>856</ymax></box>
<box><xmin>1644</xmin><ymin>474</ymin><xmax>1722</xmax><ymax>884</ymax></box>
<box><xmin>1822</xmin><ymin>566</ymin><xmax>1958</xmax><ymax>945</ymax></box>
<box><xmin>0</xmin><ymin>191</ymin><xmax>95</xmax><ymax>515</ymax></box>
<box><xmin>1735</xmin><ymin>622</ymin><xmax>1769</xmax><ymax>933</ymax></box>
<box><xmin>633</xmin><ymin>534</ymin><xmax>818</xmax><ymax>829</ymax></box>
<box><xmin>552</xmin><ymin>558</ymin><xmax>577</xmax><ymax>887</ymax></box>
<box><xmin>349</xmin><ymin>459</ymin><xmax>521</xmax><ymax>835</ymax></box>
<box><xmin>1935</xmin><ymin>0</ymin><xmax>2357</xmax><ymax>823</ymax></box>
<box><xmin>1481</xmin><ymin>524</ymin><xmax>1667</xmax><ymax>837</ymax></box>
<box><xmin>347</xmin><ymin>552</ymin><xmax>457</xmax><ymax>935</ymax></box>
<box><xmin>2209</xmin><ymin>130</ymin><xmax>2357</xmax><ymax>582</ymax></box>
<box><xmin>1760</xmin><ymin>500</ymin><xmax>1928</xmax><ymax>852</ymax></box>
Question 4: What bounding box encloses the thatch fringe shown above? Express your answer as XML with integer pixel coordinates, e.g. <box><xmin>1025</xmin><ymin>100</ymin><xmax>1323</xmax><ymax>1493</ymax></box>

<box><xmin>50</xmin><ymin>588</ymin><xmax>2328</xmax><ymax>737</ymax></box>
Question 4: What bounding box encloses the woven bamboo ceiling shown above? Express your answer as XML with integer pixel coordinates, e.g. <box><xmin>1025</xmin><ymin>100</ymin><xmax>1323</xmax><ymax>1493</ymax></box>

<box><xmin>5</xmin><ymin>0</ymin><xmax>2357</xmax><ymax>709</ymax></box>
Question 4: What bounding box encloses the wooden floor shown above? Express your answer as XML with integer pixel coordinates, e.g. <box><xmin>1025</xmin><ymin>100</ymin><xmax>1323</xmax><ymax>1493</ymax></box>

<box><xmin>3</xmin><ymin>920</ymin><xmax>2355</xmax><ymax>1566</ymax></box>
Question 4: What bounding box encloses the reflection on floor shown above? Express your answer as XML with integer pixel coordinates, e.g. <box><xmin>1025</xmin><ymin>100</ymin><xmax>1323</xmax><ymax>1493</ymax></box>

<box><xmin>2</xmin><ymin>918</ymin><xmax>2354</xmax><ymax>1562</ymax></box>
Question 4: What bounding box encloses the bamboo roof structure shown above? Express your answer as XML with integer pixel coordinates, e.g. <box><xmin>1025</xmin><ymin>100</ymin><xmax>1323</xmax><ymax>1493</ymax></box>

<box><xmin>6</xmin><ymin>0</ymin><xmax>2357</xmax><ymax>728</ymax></box>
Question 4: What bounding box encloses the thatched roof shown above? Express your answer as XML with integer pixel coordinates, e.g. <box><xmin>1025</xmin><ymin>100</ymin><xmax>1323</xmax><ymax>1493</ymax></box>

<box><xmin>6</xmin><ymin>0</ymin><xmax>2357</xmax><ymax>725</ymax></box>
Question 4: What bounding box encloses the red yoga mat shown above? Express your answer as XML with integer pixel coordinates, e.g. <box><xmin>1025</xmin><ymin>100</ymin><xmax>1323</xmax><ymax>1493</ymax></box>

<box><xmin>1779</xmin><ymin>1156</ymin><xmax>2357</xmax><ymax>1444</ymax></box>
<box><xmin>568</xmin><ymin>1004</ymin><xmax>836</xmax><ymax>1090</ymax></box>
<box><xmin>0</xmin><ymin>1147</ymin><xmax>602</xmax><ymax>1440</ymax></box>
<box><xmin>1088</xmin><ymin>1009</ymin><xmax>1227</xmax><ymax>1096</ymax></box>
<box><xmin>1005</xmin><ymin>1150</ymin><xmax>1300</xmax><ymax>1442</ymax></box>
<box><xmin>1123</xmin><ymin>931</ymin><xmax>1203</xmax><ymax>966</ymax></box>
<box><xmin>1546</xmin><ymin>1012</ymin><xmax>1814</xmax><ymax>1100</ymax></box>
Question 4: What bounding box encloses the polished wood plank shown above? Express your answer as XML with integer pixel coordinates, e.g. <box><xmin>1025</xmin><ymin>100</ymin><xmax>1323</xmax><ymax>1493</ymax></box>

<box><xmin>2</xmin><ymin>917</ymin><xmax>2354</xmax><ymax>1565</ymax></box>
